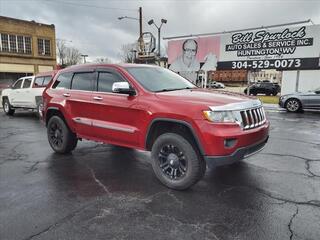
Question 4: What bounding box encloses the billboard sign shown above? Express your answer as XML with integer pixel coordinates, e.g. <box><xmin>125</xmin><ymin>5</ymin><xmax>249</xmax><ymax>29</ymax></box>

<box><xmin>219</xmin><ymin>25</ymin><xmax>320</xmax><ymax>70</ymax></box>
<box><xmin>167</xmin><ymin>24</ymin><xmax>320</xmax><ymax>74</ymax></box>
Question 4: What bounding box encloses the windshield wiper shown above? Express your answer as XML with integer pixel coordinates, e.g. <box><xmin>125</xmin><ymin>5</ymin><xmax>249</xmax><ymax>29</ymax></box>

<box><xmin>155</xmin><ymin>87</ymin><xmax>195</xmax><ymax>92</ymax></box>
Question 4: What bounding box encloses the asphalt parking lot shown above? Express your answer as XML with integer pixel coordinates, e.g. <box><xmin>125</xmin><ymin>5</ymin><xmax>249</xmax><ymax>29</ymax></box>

<box><xmin>0</xmin><ymin>108</ymin><xmax>319</xmax><ymax>240</ymax></box>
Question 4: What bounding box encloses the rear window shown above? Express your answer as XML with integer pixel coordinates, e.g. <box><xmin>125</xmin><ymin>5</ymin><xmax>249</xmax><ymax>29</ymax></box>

<box><xmin>34</xmin><ymin>77</ymin><xmax>44</xmax><ymax>87</ymax></box>
<box><xmin>52</xmin><ymin>72</ymin><xmax>73</xmax><ymax>89</ymax></box>
<box><xmin>34</xmin><ymin>76</ymin><xmax>52</xmax><ymax>87</ymax></box>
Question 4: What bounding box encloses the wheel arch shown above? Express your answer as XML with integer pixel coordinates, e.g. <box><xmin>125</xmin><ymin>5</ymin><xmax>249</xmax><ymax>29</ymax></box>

<box><xmin>45</xmin><ymin>107</ymin><xmax>73</xmax><ymax>132</ymax></box>
<box><xmin>145</xmin><ymin>118</ymin><xmax>205</xmax><ymax>155</ymax></box>
<box><xmin>2</xmin><ymin>96</ymin><xmax>9</xmax><ymax>103</ymax></box>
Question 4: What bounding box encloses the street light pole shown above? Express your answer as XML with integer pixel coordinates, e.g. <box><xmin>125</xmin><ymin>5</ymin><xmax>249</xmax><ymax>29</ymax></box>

<box><xmin>148</xmin><ymin>18</ymin><xmax>167</xmax><ymax>58</ymax></box>
<box><xmin>81</xmin><ymin>54</ymin><xmax>88</xmax><ymax>64</ymax></box>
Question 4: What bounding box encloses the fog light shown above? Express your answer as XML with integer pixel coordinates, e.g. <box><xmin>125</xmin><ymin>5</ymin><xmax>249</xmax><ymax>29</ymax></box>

<box><xmin>224</xmin><ymin>138</ymin><xmax>237</xmax><ymax>148</ymax></box>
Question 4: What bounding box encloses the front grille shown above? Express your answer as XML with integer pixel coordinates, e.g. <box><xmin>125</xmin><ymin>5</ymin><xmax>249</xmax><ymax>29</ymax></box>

<box><xmin>240</xmin><ymin>107</ymin><xmax>266</xmax><ymax>130</ymax></box>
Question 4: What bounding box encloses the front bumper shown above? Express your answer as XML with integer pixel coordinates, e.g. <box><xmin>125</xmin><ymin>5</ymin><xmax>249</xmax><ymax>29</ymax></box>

<box><xmin>204</xmin><ymin>135</ymin><xmax>269</xmax><ymax>168</ymax></box>
<box><xmin>279</xmin><ymin>97</ymin><xmax>286</xmax><ymax>108</ymax></box>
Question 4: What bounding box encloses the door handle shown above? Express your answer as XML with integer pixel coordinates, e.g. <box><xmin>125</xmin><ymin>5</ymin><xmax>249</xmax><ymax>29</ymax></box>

<box><xmin>63</xmin><ymin>93</ymin><xmax>71</xmax><ymax>97</ymax></box>
<box><xmin>93</xmin><ymin>96</ymin><xmax>103</xmax><ymax>101</ymax></box>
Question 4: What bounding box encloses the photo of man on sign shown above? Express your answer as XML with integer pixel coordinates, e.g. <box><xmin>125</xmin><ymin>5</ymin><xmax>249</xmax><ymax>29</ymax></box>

<box><xmin>169</xmin><ymin>39</ymin><xmax>200</xmax><ymax>72</ymax></box>
<box><xmin>168</xmin><ymin>36</ymin><xmax>221</xmax><ymax>83</ymax></box>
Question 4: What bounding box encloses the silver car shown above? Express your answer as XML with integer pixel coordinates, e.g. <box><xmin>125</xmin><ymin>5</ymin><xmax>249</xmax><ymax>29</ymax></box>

<box><xmin>279</xmin><ymin>87</ymin><xmax>320</xmax><ymax>112</ymax></box>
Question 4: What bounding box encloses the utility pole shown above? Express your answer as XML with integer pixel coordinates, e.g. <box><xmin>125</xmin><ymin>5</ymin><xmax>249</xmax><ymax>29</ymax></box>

<box><xmin>158</xmin><ymin>27</ymin><xmax>160</xmax><ymax>58</ymax></box>
<box><xmin>139</xmin><ymin>7</ymin><xmax>142</xmax><ymax>39</ymax></box>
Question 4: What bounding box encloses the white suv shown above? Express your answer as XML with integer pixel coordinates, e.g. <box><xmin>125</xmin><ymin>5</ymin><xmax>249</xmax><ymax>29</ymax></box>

<box><xmin>1</xmin><ymin>71</ymin><xmax>56</xmax><ymax>117</ymax></box>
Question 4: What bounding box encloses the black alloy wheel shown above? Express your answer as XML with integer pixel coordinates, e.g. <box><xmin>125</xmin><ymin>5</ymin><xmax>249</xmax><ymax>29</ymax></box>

<box><xmin>158</xmin><ymin>144</ymin><xmax>187</xmax><ymax>180</ymax></box>
<box><xmin>48</xmin><ymin>120</ymin><xmax>64</xmax><ymax>149</ymax></box>
<box><xmin>47</xmin><ymin>116</ymin><xmax>78</xmax><ymax>153</ymax></box>
<box><xmin>151</xmin><ymin>133</ymin><xmax>206</xmax><ymax>190</ymax></box>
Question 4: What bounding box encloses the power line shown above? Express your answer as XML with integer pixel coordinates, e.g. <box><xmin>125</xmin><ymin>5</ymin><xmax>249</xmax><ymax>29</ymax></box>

<box><xmin>43</xmin><ymin>0</ymin><xmax>137</xmax><ymax>12</ymax></box>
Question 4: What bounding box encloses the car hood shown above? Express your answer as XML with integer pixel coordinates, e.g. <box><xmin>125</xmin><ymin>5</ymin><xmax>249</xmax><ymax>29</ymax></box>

<box><xmin>155</xmin><ymin>88</ymin><xmax>257</xmax><ymax>107</ymax></box>
<box><xmin>282</xmin><ymin>91</ymin><xmax>316</xmax><ymax>97</ymax></box>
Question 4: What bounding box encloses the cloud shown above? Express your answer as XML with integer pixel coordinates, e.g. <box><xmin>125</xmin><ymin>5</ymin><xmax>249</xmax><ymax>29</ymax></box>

<box><xmin>0</xmin><ymin>0</ymin><xmax>319</xmax><ymax>61</ymax></box>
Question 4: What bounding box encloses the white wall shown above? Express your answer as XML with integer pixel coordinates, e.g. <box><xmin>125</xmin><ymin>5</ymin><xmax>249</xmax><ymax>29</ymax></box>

<box><xmin>281</xmin><ymin>70</ymin><xmax>320</xmax><ymax>95</ymax></box>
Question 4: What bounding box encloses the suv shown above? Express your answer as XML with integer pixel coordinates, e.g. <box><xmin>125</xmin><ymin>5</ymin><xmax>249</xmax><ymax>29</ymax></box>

<box><xmin>1</xmin><ymin>71</ymin><xmax>57</xmax><ymax>117</ymax></box>
<box><xmin>43</xmin><ymin>64</ymin><xmax>269</xmax><ymax>190</ymax></box>
<box><xmin>244</xmin><ymin>82</ymin><xmax>280</xmax><ymax>96</ymax></box>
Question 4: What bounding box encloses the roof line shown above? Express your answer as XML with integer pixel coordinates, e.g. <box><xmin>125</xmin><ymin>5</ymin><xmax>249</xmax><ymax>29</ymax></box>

<box><xmin>163</xmin><ymin>19</ymin><xmax>312</xmax><ymax>40</ymax></box>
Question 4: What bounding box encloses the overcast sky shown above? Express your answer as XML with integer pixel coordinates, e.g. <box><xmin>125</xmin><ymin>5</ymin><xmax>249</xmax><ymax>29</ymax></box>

<box><xmin>0</xmin><ymin>0</ymin><xmax>319</xmax><ymax>62</ymax></box>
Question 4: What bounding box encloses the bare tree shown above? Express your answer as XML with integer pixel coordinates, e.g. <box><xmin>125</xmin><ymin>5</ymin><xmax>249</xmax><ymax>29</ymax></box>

<box><xmin>56</xmin><ymin>39</ymin><xmax>67</xmax><ymax>66</ymax></box>
<box><xmin>65</xmin><ymin>47</ymin><xmax>82</xmax><ymax>66</ymax></box>
<box><xmin>95</xmin><ymin>57</ymin><xmax>112</xmax><ymax>63</ymax></box>
<box><xmin>119</xmin><ymin>43</ymin><xmax>136</xmax><ymax>63</ymax></box>
<box><xmin>56</xmin><ymin>40</ymin><xmax>82</xmax><ymax>67</ymax></box>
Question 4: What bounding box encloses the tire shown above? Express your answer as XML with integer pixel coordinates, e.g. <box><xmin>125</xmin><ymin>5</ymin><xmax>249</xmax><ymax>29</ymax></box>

<box><xmin>2</xmin><ymin>98</ymin><xmax>15</xmax><ymax>116</ymax></box>
<box><xmin>272</xmin><ymin>91</ymin><xmax>278</xmax><ymax>96</ymax></box>
<box><xmin>151</xmin><ymin>133</ymin><xmax>206</xmax><ymax>190</ymax></box>
<box><xmin>47</xmin><ymin>116</ymin><xmax>78</xmax><ymax>153</ymax></box>
<box><xmin>36</xmin><ymin>101</ymin><xmax>43</xmax><ymax>118</ymax></box>
<box><xmin>285</xmin><ymin>98</ymin><xmax>302</xmax><ymax>113</ymax></box>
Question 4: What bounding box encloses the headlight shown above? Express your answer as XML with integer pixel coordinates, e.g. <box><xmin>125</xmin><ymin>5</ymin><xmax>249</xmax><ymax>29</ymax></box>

<box><xmin>203</xmin><ymin>110</ymin><xmax>237</xmax><ymax>123</ymax></box>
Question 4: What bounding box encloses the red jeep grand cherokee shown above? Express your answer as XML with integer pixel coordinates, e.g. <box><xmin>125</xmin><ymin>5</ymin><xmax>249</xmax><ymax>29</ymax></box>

<box><xmin>43</xmin><ymin>64</ymin><xmax>269</xmax><ymax>190</ymax></box>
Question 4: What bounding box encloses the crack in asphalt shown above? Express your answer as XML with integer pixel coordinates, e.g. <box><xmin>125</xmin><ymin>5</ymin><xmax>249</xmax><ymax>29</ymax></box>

<box><xmin>270</xmin><ymin>136</ymin><xmax>320</xmax><ymax>146</ymax></box>
<box><xmin>68</xmin><ymin>165</ymin><xmax>220</xmax><ymax>239</ymax></box>
<box><xmin>24</xmin><ymin>161</ymin><xmax>40</xmax><ymax>174</ymax></box>
<box><xmin>305</xmin><ymin>160</ymin><xmax>320</xmax><ymax>178</ymax></box>
<box><xmin>85</xmin><ymin>164</ymin><xmax>185</xmax><ymax>208</ymax></box>
<box><xmin>0</xmin><ymin>143</ymin><xmax>28</xmax><ymax>165</ymax></box>
<box><xmin>87</xmin><ymin>166</ymin><xmax>110</xmax><ymax>195</ymax></box>
<box><xmin>23</xmin><ymin>202</ymin><xmax>94</xmax><ymax>240</ymax></box>
<box><xmin>261</xmin><ymin>152</ymin><xmax>319</xmax><ymax>162</ymax></box>
<box><xmin>147</xmin><ymin>213</ymin><xmax>221</xmax><ymax>240</ymax></box>
<box><xmin>288</xmin><ymin>206</ymin><xmax>299</xmax><ymax>240</ymax></box>
<box><xmin>250</xmin><ymin>187</ymin><xmax>320</xmax><ymax>207</ymax></box>
<box><xmin>260</xmin><ymin>152</ymin><xmax>320</xmax><ymax>178</ymax></box>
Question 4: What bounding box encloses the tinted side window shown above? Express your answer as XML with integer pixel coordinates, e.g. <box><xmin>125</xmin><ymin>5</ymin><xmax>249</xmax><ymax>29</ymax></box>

<box><xmin>52</xmin><ymin>72</ymin><xmax>73</xmax><ymax>89</ymax></box>
<box><xmin>71</xmin><ymin>72</ymin><xmax>93</xmax><ymax>91</ymax></box>
<box><xmin>13</xmin><ymin>80</ymin><xmax>23</xmax><ymax>89</ymax></box>
<box><xmin>98</xmin><ymin>72</ymin><xmax>123</xmax><ymax>93</ymax></box>
<box><xmin>43</xmin><ymin>76</ymin><xmax>52</xmax><ymax>86</ymax></box>
<box><xmin>23</xmin><ymin>78</ymin><xmax>32</xmax><ymax>88</ymax></box>
<box><xmin>34</xmin><ymin>77</ymin><xmax>44</xmax><ymax>86</ymax></box>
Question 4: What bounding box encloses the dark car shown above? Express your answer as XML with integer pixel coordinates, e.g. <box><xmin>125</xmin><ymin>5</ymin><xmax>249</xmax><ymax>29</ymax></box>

<box><xmin>244</xmin><ymin>82</ymin><xmax>280</xmax><ymax>96</ymax></box>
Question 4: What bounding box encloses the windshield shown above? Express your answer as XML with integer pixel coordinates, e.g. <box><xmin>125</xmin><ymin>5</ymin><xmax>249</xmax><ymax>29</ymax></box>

<box><xmin>125</xmin><ymin>66</ymin><xmax>197</xmax><ymax>92</ymax></box>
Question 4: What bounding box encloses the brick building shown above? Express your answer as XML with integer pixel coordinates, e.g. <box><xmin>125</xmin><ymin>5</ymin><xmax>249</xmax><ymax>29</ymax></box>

<box><xmin>0</xmin><ymin>16</ymin><xmax>56</xmax><ymax>89</ymax></box>
<box><xmin>210</xmin><ymin>70</ymin><xmax>248</xmax><ymax>85</ymax></box>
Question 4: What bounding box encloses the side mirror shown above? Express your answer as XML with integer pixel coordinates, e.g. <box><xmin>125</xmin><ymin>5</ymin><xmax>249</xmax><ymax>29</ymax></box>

<box><xmin>112</xmin><ymin>82</ymin><xmax>136</xmax><ymax>96</ymax></box>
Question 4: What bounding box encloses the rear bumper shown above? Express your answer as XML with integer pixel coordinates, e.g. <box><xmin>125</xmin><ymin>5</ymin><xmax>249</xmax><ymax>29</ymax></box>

<box><xmin>204</xmin><ymin>135</ymin><xmax>269</xmax><ymax>168</ymax></box>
